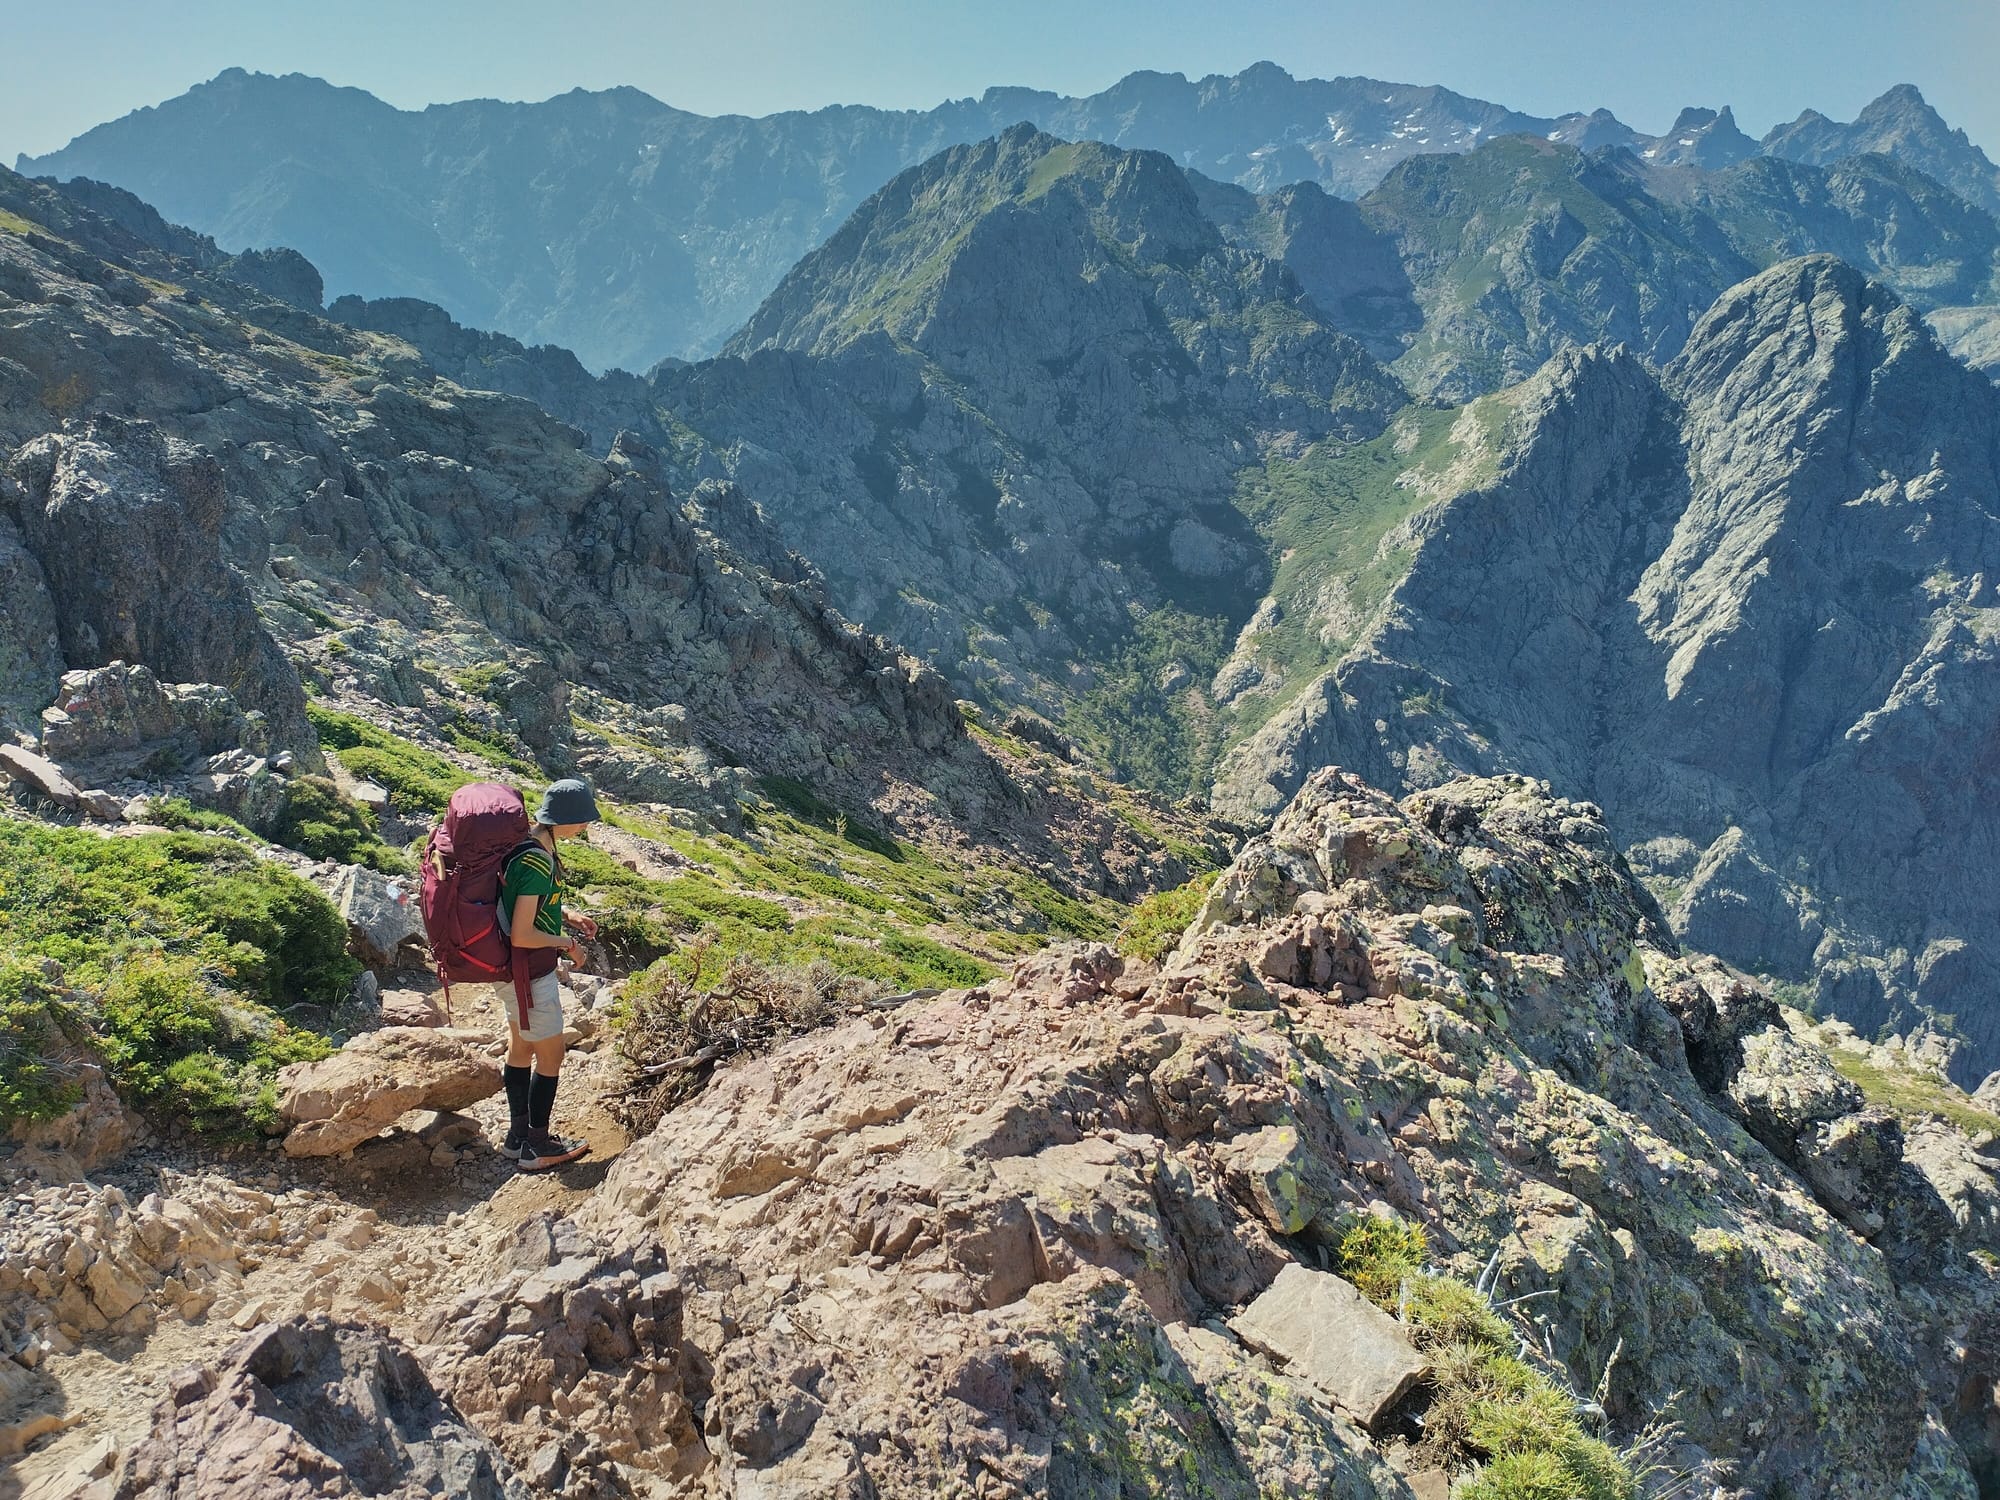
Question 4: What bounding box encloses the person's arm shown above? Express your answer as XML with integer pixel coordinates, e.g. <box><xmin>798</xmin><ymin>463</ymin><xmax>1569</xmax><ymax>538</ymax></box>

<box><xmin>510</xmin><ymin>894</ymin><xmax>583</xmax><ymax>960</ymax></box>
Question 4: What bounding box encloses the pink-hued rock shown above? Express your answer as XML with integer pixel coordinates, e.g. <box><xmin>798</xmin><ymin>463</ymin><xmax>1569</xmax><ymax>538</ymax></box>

<box><xmin>0</xmin><ymin>744</ymin><xmax>79</xmax><ymax>807</ymax></box>
<box><xmin>276</xmin><ymin>1028</ymin><xmax>500</xmax><ymax>1157</ymax></box>
<box><xmin>112</xmin><ymin>1318</ymin><xmax>524</xmax><ymax>1498</ymax></box>
<box><xmin>1227</xmin><ymin>1264</ymin><xmax>1428</xmax><ymax>1429</ymax></box>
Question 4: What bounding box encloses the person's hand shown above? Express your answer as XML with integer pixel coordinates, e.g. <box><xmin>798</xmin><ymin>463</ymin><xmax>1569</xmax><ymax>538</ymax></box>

<box><xmin>569</xmin><ymin>914</ymin><xmax>598</xmax><ymax>939</ymax></box>
<box><xmin>565</xmin><ymin>936</ymin><xmax>585</xmax><ymax>964</ymax></box>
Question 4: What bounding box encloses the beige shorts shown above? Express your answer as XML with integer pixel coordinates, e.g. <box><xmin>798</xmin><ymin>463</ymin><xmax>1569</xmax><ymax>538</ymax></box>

<box><xmin>471</xmin><ymin>971</ymin><xmax>564</xmax><ymax>1043</ymax></box>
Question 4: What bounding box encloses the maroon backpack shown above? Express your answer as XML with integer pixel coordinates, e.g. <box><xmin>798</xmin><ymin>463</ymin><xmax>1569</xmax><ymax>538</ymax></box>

<box><xmin>420</xmin><ymin>783</ymin><xmax>539</xmax><ymax>1026</ymax></box>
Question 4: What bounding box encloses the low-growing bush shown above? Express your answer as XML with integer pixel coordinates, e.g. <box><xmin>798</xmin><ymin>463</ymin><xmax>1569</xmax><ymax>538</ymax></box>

<box><xmin>1334</xmin><ymin>1213</ymin><xmax>1430</xmax><ymax>1304</ymax></box>
<box><xmin>611</xmin><ymin>944</ymin><xmax>881</xmax><ymax>1133</ymax></box>
<box><xmin>306</xmin><ymin>704</ymin><xmax>471</xmax><ymax>815</ymax></box>
<box><xmin>269</xmin><ymin>774</ymin><xmax>411</xmax><ymax>872</ymax></box>
<box><xmin>0</xmin><ymin>955</ymin><xmax>86</xmax><ymax>1122</ymax></box>
<box><xmin>147</xmin><ymin>797</ymin><xmax>255</xmax><ymax>838</ymax></box>
<box><xmin>0</xmin><ymin>818</ymin><xmax>351</xmax><ymax>1134</ymax></box>
<box><xmin>1115</xmin><ymin>876</ymin><xmax>1210</xmax><ymax>962</ymax></box>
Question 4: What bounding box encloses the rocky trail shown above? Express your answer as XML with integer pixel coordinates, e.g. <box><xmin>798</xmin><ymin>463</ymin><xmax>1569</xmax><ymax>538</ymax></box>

<box><xmin>4</xmin><ymin>770</ymin><xmax>1997</xmax><ymax>1498</ymax></box>
<box><xmin>1</xmin><ymin>960</ymin><xmax>634</xmax><ymax>1500</ymax></box>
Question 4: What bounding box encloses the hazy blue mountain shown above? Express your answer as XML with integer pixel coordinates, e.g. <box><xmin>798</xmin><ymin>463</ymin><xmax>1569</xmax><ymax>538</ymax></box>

<box><xmin>1197</xmin><ymin>136</ymin><xmax>2000</xmax><ymax>400</ymax></box>
<box><xmin>1763</xmin><ymin>83</ymin><xmax>2000</xmax><ymax>219</ymax></box>
<box><xmin>23</xmin><ymin>66</ymin><xmax>1989</xmax><ymax>372</ymax></box>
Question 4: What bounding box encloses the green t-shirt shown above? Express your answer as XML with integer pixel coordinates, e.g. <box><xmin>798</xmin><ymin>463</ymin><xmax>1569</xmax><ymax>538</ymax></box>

<box><xmin>499</xmin><ymin>842</ymin><xmax>567</xmax><ymax>941</ymax></box>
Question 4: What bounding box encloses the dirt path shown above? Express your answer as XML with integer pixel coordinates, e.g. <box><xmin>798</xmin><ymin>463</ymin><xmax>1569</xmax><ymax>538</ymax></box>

<box><xmin>1</xmin><ymin>991</ymin><xmax>633</xmax><ymax>1500</ymax></box>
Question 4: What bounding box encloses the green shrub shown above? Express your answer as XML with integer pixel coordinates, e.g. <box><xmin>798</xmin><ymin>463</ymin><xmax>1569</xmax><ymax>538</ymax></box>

<box><xmin>99</xmin><ymin>953</ymin><xmax>224</xmax><ymax>1096</ymax></box>
<box><xmin>0</xmin><ymin>956</ymin><xmax>84</xmax><ymax>1122</ymax></box>
<box><xmin>444</xmin><ymin>717</ymin><xmax>540</xmax><ymax>777</ymax></box>
<box><xmin>1828</xmin><ymin>1049</ymin><xmax>2000</xmax><ymax>1144</ymax></box>
<box><xmin>159</xmin><ymin>1052</ymin><xmax>247</xmax><ymax>1134</ymax></box>
<box><xmin>1116</xmin><ymin>877</ymin><xmax>1210</xmax><ymax>961</ymax></box>
<box><xmin>306</xmin><ymin>704</ymin><xmax>471</xmax><ymax>815</ymax></box>
<box><xmin>880</xmin><ymin>932</ymin><xmax>991</xmax><ymax>988</ymax></box>
<box><xmin>0</xmin><ymin>818</ymin><xmax>353</xmax><ymax>1133</ymax></box>
<box><xmin>269</xmin><ymin>774</ymin><xmax>411</xmax><ymax>872</ymax></box>
<box><xmin>1334</xmin><ymin>1214</ymin><xmax>1430</xmax><ymax>1306</ymax></box>
<box><xmin>147</xmin><ymin>797</ymin><xmax>255</xmax><ymax>838</ymax></box>
<box><xmin>1468</xmin><ymin>1383</ymin><xmax>1591</xmax><ymax>1459</ymax></box>
<box><xmin>333</xmin><ymin>745</ymin><xmax>468</xmax><ymax>816</ymax></box>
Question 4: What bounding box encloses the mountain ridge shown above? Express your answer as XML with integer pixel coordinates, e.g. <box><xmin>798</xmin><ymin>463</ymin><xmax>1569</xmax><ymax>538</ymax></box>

<box><xmin>20</xmin><ymin>66</ymin><xmax>1991</xmax><ymax>372</ymax></box>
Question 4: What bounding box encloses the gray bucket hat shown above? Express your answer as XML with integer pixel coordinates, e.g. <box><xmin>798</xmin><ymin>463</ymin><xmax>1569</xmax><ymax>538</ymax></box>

<box><xmin>535</xmin><ymin>778</ymin><xmax>601</xmax><ymax>826</ymax></box>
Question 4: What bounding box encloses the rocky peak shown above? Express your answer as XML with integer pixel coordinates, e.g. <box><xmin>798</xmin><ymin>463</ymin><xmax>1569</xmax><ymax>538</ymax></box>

<box><xmin>1763</xmin><ymin>83</ymin><xmax>2000</xmax><ymax>219</ymax></box>
<box><xmin>1642</xmin><ymin>104</ymin><xmax>1757</xmax><ymax>169</ymax></box>
<box><xmin>724</xmin><ymin>125</ymin><xmax>1224</xmax><ymax>360</ymax></box>
<box><xmin>1547</xmin><ymin>106</ymin><xmax>1641</xmax><ymax>152</ymax></box>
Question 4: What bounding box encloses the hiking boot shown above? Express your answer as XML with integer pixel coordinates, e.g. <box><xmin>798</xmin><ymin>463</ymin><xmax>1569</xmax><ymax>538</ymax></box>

<box><xmin>516</xmin><ymin>1129</ymin><xmax>589</xmax><ymax>1172</ymax></box>
<box><xmin>497</xmin><ymin>1132</ymin><xmax>529</xmax><ymax>1163</ymax></box>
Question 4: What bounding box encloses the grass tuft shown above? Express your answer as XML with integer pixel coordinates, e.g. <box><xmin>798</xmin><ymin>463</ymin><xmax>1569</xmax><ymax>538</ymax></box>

<box><xmin>1115</xmin><ymin>876</ymin><xmax>1211</xmax><ymax>962</ymax></box>
<box><xmin>1331</xmin><ymin>1213</ymin><xmax>1638</xmax><ymax>1498</ymax></box>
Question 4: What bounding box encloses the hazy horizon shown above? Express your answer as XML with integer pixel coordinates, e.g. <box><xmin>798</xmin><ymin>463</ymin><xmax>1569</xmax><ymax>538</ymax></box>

<box><xmin>4</xmin><ymin>0</ymin><xmax>1996</xmax><ymax>168</ymax></box>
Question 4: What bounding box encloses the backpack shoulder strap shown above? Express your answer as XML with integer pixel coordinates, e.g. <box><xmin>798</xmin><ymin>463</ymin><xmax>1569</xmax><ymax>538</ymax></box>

<box><xmin>503</xmin><ymin>837</ymin><xmax>562</xmax><ymax>893</ymax></box>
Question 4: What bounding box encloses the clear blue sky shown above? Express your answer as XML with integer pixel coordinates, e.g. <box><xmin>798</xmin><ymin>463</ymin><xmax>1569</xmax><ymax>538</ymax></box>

<box><xmin>3</xmin><ymin>0</ymin><xmax>1995</xmax><ymax>165</ymax></box>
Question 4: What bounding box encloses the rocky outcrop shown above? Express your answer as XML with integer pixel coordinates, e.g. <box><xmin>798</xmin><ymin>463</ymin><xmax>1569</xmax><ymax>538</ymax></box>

<box><xmin>0</xmin><ymin>745</ymin><xmax>81</xmax><ymax>809</ymax></box>
<box><xmin>417</xmin><ymin>1215</ymin><xmax>702</xmax><ymax>1496</ymax></box>
<box><xmin>2</xmin><ymin>418</ymin><xmax>315</xmax><ymax>757</ymax></box>
<box><xmin>4</xmin><ymin>1065</ymin><xmax>140</xmax><ymax>1182</ymax></box>
<box><xmin>0</xmin><ymin>514</ymin><xmax>63</xmax><ymax>734</ymax></box>
<box><xmin>0</xmin><ymin>1175</ymin><xmax>278</xmax><ymax>1351</ymax></box>
<box><xmin>1227</xmin><ymin>1265</ymin><xmax>1428</xmax><ymax>1428</ymax></box>
<box><xmin>113</xmin><ymin>1318</ymin><xmax>526</xmax><ymax>1499</ymax></box>
<box><xmin>323</xmin><ymin>864</ymin><xmax>423</xmax><ymax>971</ymax></box>
<box><xmin>584</xmin><ymin>769</ymin><xmax>2000</xmax><ymax>1495</ymax></box>
<box><xmin>37</xmin><ymin>662</ymin><xmax>265</xmax><ymax>778</ymax></box>
<box><xmin>276</xmin><ymin>1028</ymin><xmax>501</xmax><ymax>1157</ymax></box>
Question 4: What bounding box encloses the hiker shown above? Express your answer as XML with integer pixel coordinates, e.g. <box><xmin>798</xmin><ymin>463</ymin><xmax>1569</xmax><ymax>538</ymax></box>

<box><xmin>492</xmin><ymin>778</ymin><xmax>602</xmax><ymax>1171</ymax></box>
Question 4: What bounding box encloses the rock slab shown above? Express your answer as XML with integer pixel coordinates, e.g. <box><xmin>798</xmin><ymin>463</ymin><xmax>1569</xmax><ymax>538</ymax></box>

<box><xmin>327</xmin><ymin>864</ymin><xmax>424</xmax><ymax>970</ymax></box>
<box><xmin>0</xmin><ymin>745</ymin><xmax>79</xmax><ymax>807</ymax></box>
<box><xmin>113</xmin><ymin>1317</ymin><xmax>527</xmax><ymax>1499</ymax></box>
<box><xmin>1227</xmin><ymin>1263</ymin><xmax>1428</xmax><ymax>1429</ymax></box>
<box><xmin>277</xmin><ymin>1027</ymin><xmax>500</xmax><ymax>1157</ymax></box>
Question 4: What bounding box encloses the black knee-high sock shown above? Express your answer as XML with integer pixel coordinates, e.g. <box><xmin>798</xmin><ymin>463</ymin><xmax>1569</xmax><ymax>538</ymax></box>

<box><xmin>502</xmin><ymin>1065</ymin><xmax>531</xmax><ymax>1137</ymax></box>
<box><xmin>529</xmin><ymin>1071</ymin><xmax>560</xmax><ymax>1132</ymax></box>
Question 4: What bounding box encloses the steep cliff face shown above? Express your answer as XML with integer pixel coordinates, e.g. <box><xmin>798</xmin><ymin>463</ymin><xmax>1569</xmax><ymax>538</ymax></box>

<box><xmin>649</xmin><ymin>128</ymin><xmax>1401</xmax><ymax>788</ymax></box>
<box><xmin>1216</xmin><ymin>256</ymin><xmax>2000</xmax><ymax>1083</ymax></box>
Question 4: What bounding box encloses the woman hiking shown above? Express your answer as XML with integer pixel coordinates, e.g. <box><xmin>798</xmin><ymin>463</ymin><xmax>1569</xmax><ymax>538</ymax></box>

<box><xmin>495</xmin><ymin>778</ymin><xmax>601</xmax><ymax>1171</ymax></box>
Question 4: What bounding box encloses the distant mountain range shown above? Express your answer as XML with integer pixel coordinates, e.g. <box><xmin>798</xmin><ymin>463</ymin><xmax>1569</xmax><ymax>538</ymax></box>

<box><xmin>19</xmin><ymin>65</ymin><xmax>2000</xmax><ymax>371</ymax></box>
